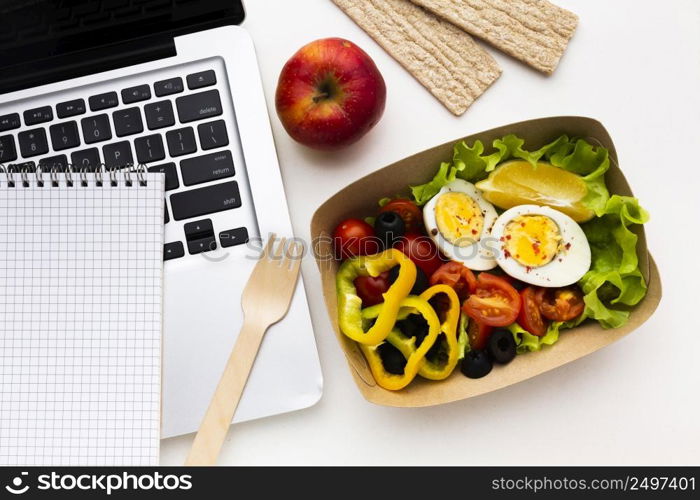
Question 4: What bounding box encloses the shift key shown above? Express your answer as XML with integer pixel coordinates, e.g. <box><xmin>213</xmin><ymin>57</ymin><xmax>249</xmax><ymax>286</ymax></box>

<box><xmin>176</xmin><ymin>90</ymin><xmax>222</xmax><ymax>123</ymax></box>
<box><xmin>170</xmin><ymin>181</ymin><xmax>241</xmax><ymax>221</ymax></box>
<box><xmin>181</xmin><ymin>150</ymin><xmax>235</xmax><ymax>186</ymax></box>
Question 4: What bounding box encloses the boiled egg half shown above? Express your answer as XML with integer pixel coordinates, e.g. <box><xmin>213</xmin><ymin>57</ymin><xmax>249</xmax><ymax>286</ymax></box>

<box><xmin>423</xmin><ymin>179</ymin><xmax>498</xmax><ymax>271</ymax></box>
<box><xmin>490</xmin><ymin>205</ymin><xmax>591</xmax><ymax>287</ymax></box>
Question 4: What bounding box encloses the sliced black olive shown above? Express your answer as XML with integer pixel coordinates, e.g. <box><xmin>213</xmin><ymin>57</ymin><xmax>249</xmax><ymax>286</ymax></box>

<box><xmin>425</xmin><ymin>334</ymin><xmax>448</xmax><ymax>365</ymax></box>
<box><xmin>377</xmin><ymin>343</ymin><xmax>406</xmax><ymax>375</ymax></box>
<box><xmin>460</xmin><ymin>349</ymin><xmax>492</xmax><ymax>379</ymax></box>
<box><xmin>388</xmin><ymin>265</ymin><xmax>400</xmax><ymax>285</ymax></box>
<box><xmin>397</xmin><ymin>313</ymin><xmax>429</xmax><ymax>346</ymax></box>
<box><xmin>487</xmin><ymin>329</ymin><xmax>517</xmax><ymax>364</ymax></box>
<box><xmin>388</xmin><ymin>265</ymin><xmax>429</xmax><ymax>295</ymax></box>
<box><xmin>428</xmin><ymin>294</ymin><xmax>452</xmax><ymax>324</ymax></box>
<box><xmin>375</xmin><ymin>211</ymin><xmax>406</xmax><ymax>248</ymax></box>
<box><xmin>411</xmin><ymin>267</ymin><xmax>429</xmax><ymax>295</ymax></box>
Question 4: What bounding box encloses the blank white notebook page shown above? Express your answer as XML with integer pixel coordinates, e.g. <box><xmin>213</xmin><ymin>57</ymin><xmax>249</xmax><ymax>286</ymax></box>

<box><xmin>0</xmin><ymin>173</ymin><xmax>164</xmax><ymax>466</ymax></box>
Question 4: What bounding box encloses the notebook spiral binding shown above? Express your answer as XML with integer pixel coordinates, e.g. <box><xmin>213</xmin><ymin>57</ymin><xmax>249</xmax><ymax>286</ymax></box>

<box><xmin>0</xmin><ymin>163</ymin><xmax>149</xmax><ymax>188</ymax></box>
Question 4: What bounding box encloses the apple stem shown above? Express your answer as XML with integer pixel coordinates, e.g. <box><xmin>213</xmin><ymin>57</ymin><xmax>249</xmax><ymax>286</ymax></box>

<box><xmin>313</xmin><ymin>92</ymin><xmax>330</xmax><ymax>103</ymax></box>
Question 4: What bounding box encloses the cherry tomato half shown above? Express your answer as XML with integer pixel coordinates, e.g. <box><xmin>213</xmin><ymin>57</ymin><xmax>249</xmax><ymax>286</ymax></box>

<box><xmin>518</xmin><ymin>287</ymin><xmax>548</xmax><ymax>337</ymax></box>
<box><xmin>467</xmin><ymin>319</ymin><xmax>493</xmax><ymax>351</ymax></box>
<box><xmin>429</xmin><ymin>261</ymin><xmax>477</xmax><ymax>302</ymax></box>
<box><xmin>536</xmin><ymin>286</ymin><xmax>586</xmax><ymax>322</ymax></box>
<box><xmin>393</xmin><ymin>233</ymin><xmax>443</xmax><ymax>276</ymax></box>
<box><xmin>491</xmin><ymin>271</ymin><xmax>527</xmax><ymax>291</ymax></box>
<box><xmin>354</xmin><ymin>272</ymin><xmax>390</xmax><ymax>307</ymax></box>
<box><xmin>462</xmin><ymin>273</ymin><xmax>522</xmax><ymax>327</ymax></box>
<box><xmin>333</xmin><ymin>218</ymin><xmax>380</xmax><ymax>259</ymax></box>
<box><xmin>379</xmin><ymin>199</ymin><xmax>423</xmax><ymax>232</ymax></box>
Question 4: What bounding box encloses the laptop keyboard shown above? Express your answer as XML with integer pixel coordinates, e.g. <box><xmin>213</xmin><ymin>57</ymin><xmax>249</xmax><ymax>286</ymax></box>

<box><xmin>0</xmin><ymin>65</ymin><xmax>251</xmax><ymax>261</ymax></box>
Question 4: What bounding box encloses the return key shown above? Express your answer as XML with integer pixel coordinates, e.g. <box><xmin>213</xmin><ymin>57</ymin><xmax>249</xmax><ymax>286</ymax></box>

<box><xmin>181</xmin><ymin>150</ymin><xmax>235</xmax><ymax>186</ymax></box>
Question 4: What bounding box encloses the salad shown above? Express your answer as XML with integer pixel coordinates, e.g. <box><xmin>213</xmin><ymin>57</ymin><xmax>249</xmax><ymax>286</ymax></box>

<box><xmin>333</xmin><ymin>134</ymin><xmax>649</xmax><ymax>390</ymax></box>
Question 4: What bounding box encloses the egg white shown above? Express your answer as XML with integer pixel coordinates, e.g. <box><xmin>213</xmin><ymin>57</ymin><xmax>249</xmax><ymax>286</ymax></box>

<box><xmin>490</xmin><ymin>205</ymin><xmax>591</xmax><ymax>287</ymax></box>
<box><xmin>423</xmin><ymin>179</ymin><xmax>498</xmax><ymax>271</ymax></box>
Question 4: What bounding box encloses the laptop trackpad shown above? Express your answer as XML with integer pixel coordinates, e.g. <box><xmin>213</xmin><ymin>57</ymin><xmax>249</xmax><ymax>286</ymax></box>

<box><xmin>160</xmin><ymin>254</ymin><xmax>322</xmax><ymax>438</ymax></box>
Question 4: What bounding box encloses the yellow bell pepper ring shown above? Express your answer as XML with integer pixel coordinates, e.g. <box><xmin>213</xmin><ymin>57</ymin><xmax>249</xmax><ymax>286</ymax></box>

<box><xmin>385</xmin><ymin>285</ymin><xmax>461</xmax><ymax>380</ymax></box>
<box><xmin>359</xmin><ymin>296</ymin><xmax>441</xmax><ymax>391</ymax></box>
<box><xmin>407</xmin><ymin>285</ymin><xmax>461</xmax><ymax>380</ymax></box>
<box><xmin>336</xmin><ymin>249</ymin><xmax>417</xmax><ymax>346</ymax></box>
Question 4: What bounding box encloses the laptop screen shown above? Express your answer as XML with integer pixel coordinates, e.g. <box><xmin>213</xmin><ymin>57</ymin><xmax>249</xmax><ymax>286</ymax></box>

<box><xmin>0</xmin><ymin>0</ymin><xmax>245</xmax><ymax>92</ymax></box>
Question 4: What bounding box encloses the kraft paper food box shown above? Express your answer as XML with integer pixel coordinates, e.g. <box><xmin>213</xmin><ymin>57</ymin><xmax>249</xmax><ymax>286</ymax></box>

<box><xmin>311</xmin><ymin>116</ymin><xmax>662</xmax><ymax>407</ymax></box>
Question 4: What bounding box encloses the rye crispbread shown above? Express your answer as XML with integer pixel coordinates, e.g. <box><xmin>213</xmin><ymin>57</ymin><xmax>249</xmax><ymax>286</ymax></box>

<box><xmin>409</xmin><ymin>0</ymin><xmax>578</xmax><ymax>74</ymax></box>
<box><xmin>332</xmin><ymin>0</ymin><xmax>501</xmax><ymax>115</ymax></box>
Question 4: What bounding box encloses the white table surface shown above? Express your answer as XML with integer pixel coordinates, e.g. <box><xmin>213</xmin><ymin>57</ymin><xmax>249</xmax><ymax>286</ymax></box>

<box><xmin>161</xmin><ymin>0</ymin><xmax>700</xmax><ymax>465</ymax></box>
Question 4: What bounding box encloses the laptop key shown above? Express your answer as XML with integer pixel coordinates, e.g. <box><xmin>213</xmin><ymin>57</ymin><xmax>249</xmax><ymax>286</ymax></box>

<box><xmin>49</xmin><ymin>122</ymin><xmax>80</xmax><ymax>151</ymax></box>
<box><xmin>185</xmin><ymin>217</ymin><xmax>213</xmax><ymax>236</ymax></box>
<box><xmin>89</xmin><ymin>92</ymin><xmax>119</xmax><ymax>111</ymax></box>
<box><xmin>135</xmin><ymin>134</ymin><xmax>166</xmax><ymax>164</ymax></box>
<box><xmin>198</xmin><ymin>120</ymin><xmax>229</xmax><ymax>150</ymax></box>
<box><xmin>122</xmin><ymin>84</ymin><xmax>151</xmax><ymax>104</ymax></box>
<box><xmin>176</xmin><ymin>90</ymin><xmax>222</xmax><ymax>123</ymax></box>
<box><xmin>0</xmin><ymin>135</ymin><xmax>17</xmax><ymax>163</ymax></box>
<box><xmin>39</xmin><ymin>155</ymin><xmax>68</xmax><ymax>172</ymax></box>
<box><xmin>187</xmin><ymin>70</ymin><xmax>217</xmax><ymax>90</ymax></box>
<box><xmin>103</xmin><ymin>141</ymin><xmax>133</xmax><ymax>169</ymax></box>
<box><xmin>113</xmin><ymin>108</ymin><xmax>144</xmax><ymax>137</ymax></box>
<box><xmin>170</xmin><ymin>181</ymin><xmax>241</xmax><ymax>221</ymax></box>
<box><xmin>0</xmin><ymin>113</ymin><xmax>21</xmax><ymax>132</ymax></box>
<box><xmin>188</xmin><ymin>236</ymin><xmax>217</xmax><ymax>255</ymax></box>
<box><xmin>166</xmin><ymin>127</ymin><xmax>197</xmax><ymax>157</ymax></box>
<box><xmin>71</xmin><ymin>148</ymin><xmax>101</xmax><ymax>172</ymax></box>
<box><xmin>220</xmin><ymin>227</ymin><xmax>249</xmax><ymax>248</ymax></box>
<box><xmin>154</xmin><ymin>77</ymin><xmax>184</xmax><ymax>97</ymax></box>
<box><xmin>147</xmin><ymin>163</ymin><xmax>179</xmax><ymax>191</ymax></box>
<box><xmin>56</xmin><ymin>99</ymin><xmax>86</xmax><ymax>118</ymax></box>
<box><xmin>184</xmin><ymin>217</ymin><xmax>218</xmax><ymax>255</ymax></box>
<box><xmin>24</xmin><ymin>106</ymin><xmax>53</xmax><ymax>126</ymax></box>
<box><xmin>144</xmin><ymin>101</ymin><xmax>175</xmax><ymax>130</ymax></box>
<box><xmin>82</xmin><ymin>115</ymin><xmax>112</xmax><ymax>144</ymax></box>
<box><xmin>18</xmin><ymin>129</ymin><xmax>49</xmax><ymax>158</ymax></box>
<box><xmin>164</xmin><ymin>241</ymin><xmax>184</xmax><ymax>261</ymax></box>
<box><xmin>181</xmin><ymin>150</ymin><xmax>235</xmax><ymax>186</ymax></box>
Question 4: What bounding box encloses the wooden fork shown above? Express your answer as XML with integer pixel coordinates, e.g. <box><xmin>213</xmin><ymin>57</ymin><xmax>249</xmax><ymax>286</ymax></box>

<box><xmin>185</xmin><ymin>234</ymin><xmax>302</xmax><ymax>466</ymax></box>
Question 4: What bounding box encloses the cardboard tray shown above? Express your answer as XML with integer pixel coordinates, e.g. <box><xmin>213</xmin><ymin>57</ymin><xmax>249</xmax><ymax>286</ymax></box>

<box><xmin>310</xmin><ymin>117</ymin><xmax>662</xmax><ymax>407</ymax></box>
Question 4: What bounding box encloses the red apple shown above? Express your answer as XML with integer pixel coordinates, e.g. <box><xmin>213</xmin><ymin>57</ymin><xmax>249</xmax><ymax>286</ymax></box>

<box><xmin>275</xmin><ymin>38</ymin><xmax>387</xmax><ymax>151</ymax></box>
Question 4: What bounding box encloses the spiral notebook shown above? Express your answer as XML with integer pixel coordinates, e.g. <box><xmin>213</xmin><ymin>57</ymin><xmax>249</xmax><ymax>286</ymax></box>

<box><xmin>0</xmin><ymin>168</ymin><xmax>165</xmax><ymax>466</ymax></box>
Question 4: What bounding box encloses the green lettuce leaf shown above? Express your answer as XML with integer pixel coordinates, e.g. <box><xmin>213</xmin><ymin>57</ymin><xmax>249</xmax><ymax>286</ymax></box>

<box><xmin>544</xmin><ymin>137</ymin><xmax>611</xmax><ymax>216</ymax></box>
<box><xmin>457</xmin><ymin>315</ymin><xmax>470</xmax><ymax>359</ymax></box>
<box><xmin>410</xmin><ymin>135</ymin><xmax>527</xmax><ymax>205</ymax></box>
<box><xmin>410</xmin><ymin>162</ymin><xmax>456</xmax><ymax>206</ymax></box>
<box><xmin>508</xmin><ymin>322</ymin><xmax>565</xmax><ymax>354</ymax></box>
<box><xmin>577</xmin><ymin>195</ymin><xmax>650</xmax><ymax>328</ymax></box>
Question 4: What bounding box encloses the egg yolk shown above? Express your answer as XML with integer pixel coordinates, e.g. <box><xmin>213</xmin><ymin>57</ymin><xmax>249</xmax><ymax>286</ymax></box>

<box><xmin>435</xmin><ymin>192</ymin><xmax>485</xmax><ymax>247</ymax></box>
<box><xmin>503</xmin><ymin>215</ymin><xmax>562</xmax><ymax>268</ymax></box>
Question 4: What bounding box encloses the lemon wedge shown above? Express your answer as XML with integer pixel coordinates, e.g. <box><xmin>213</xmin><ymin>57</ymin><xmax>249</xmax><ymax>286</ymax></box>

<box><xmin>475</xmin><ymin>161</ymin><xmax>595</xmax><ymax>222</ymax></box>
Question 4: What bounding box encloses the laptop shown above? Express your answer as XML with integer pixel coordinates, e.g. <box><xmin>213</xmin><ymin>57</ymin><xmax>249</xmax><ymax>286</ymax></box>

<box><xmin>0</xmin><ymin>0</ymin><xmax>323</xmax><ymax>438</ymax></box>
